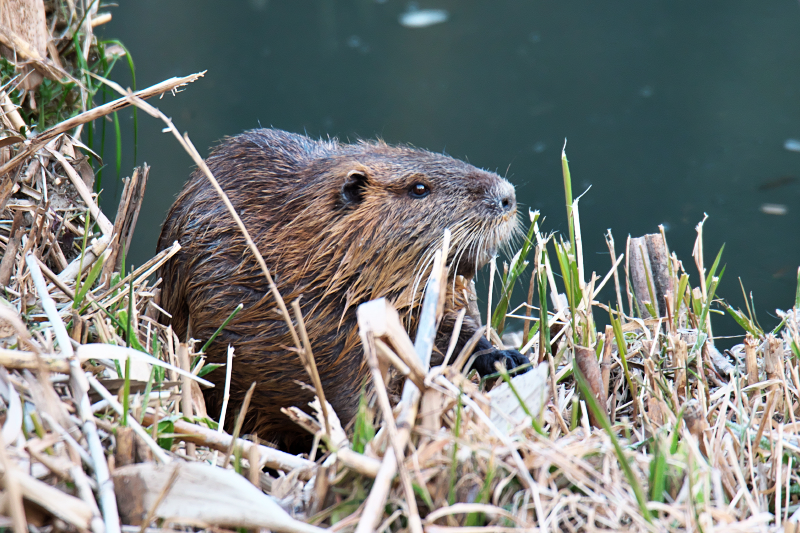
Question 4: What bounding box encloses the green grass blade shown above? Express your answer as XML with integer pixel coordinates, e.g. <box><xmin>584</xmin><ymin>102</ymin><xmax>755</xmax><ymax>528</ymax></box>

<box><xmin>73</xmin><ymin>213</ymin><xmax>92</xmax><ymax>302</ymax></box>
<box><xmin>521</xmin><ymin>320</ymin><xmax>540</xmax><ymax>352</ymax></box>
<box><xmin>491</xmin><ymin>211</ymin><xmax>539</xmax><ymax>333</ymax></box>
<box><xmin>126</xmin><ymin>267</ymin><xmax>134</xmax><ymax>348</ymax></box>
<box><xmin>610</xmin><ymin>308</ymin><xmax>637</xmax><ymax>403</ymax></box>
<box><xmin>704</xmin><ymin>244</ymin><xmax>725</xmax><ymax>291</ymax></box>
<box><xmin>448</xmin><ymin>393</ymin><xmax>463</xmax><ymax>505</ymax></box>
<box><xmin>739</xmin><ymin>278</ymin><xmax>754</xmax><ymax>326</ymax></box>
<box><xmin>351</xmin><ymin>385</ymin><xmax>375</xmax><ymax>454</ymax></box>
<box><xmin>139</xmin><ymin>366</ymin><xmax>155</xmax><ymax>425</ymax></box>
<box><xmin>121</xmin><ymin>356</ymin><xmax>131</xmax><ymax>426</ymax></box>
<box><xmin>554</xmin><ymin>241</ymin><xmax>573</xmax><ymax>309</ymax></box>
<box><xmin>796</xmin><ymin>267</ymin><xmax>800</xmax><ymax>309</ymax></box>
<box><xmin>200</xmin><ymin>303</ymin><xmax>244</xmax><ymax>353</ymax></box>
<box><xmin>639</xmin><ymin>246</ymin><xmax>658</xmax><ymax>318</ymax></box>
<box><xmin>72</xmin><ymin>252</ymin><xmax>105</xmax><ymax>309</ymax></box>
<box><xmin>569</xmin><ymin>395</ymin><xmax>579</xmax><ymax>431</ymax></box>
<box><xmin>412</xmin><ymin>482</ymin><xmax>435</xmax><ymax>510</ymax></box>
<box><xmin>561</xmin><ymin>144</ymin><xmax>575</xmax><ymax>248</ymax></box>
<box><xmin>719</xmin><ymin>301</ymin><xmax>761</xmax><ymax>336</ymax></box>
<box><xmin>466</xmin><ymin>460</ymin><xmax>495</xmax><ymax>526</ymax></box>
<box><xmin>699</xmin><ymin>265</ymin><xmax>725</xmax><ymax>332</ymax></box>
<box><xmin>748</xmin><ymin>291</ymin><xmax>762</xmax><ymax>332</ymax></box>
<box><xmin>113</xmin><ymin>111</ymin><xmax>122</xmax><ymax>180</ymax></box>
<box><xmin>538</xmin><ymin>265</ymin><xmax>550</xmax><ymax>359</ymax></box>
<box><xmin>73</xmin><ymin>0</ymin><xmax>100</xmax><ymax>36</ymax></box>
<box><xmin>670</xmin><ymin>410</ymin><xmax>685</xmax><ymax>455</ymax></box>
<box><xmin>649</xmin><ymin>438</ymin><xmax>667</xmax><ymax>504</ymax></box>
<box><xmin>99</xmin><ymin>39</ymin><xmax>137</xmax><ymax>163</ymax></box>
<box><xmin>197</xmin><ymin>363</ymin><xmax>223</xmax><ymax>378</ymax></box>
<box><xmin>673</xmin><ymin>273</ymin><xmax>689</xmax><ymax>328</ymax></box>
<box><xmin>95</xmin><ymin>43</ymin><xmax>111</xmax><ymax>191</ymax></box>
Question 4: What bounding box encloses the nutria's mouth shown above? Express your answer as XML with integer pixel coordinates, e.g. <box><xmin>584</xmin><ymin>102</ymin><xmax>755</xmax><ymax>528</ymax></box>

<box><xmin>453</xmin><ymin>246</ymin><xmax>494</xmax><ymax>278</ymax></box>
<box><xmin>448</xmin><ymin>211</ymin><xmax>518</xmax><ymax>278</ymax></box>
<box><xmin>407</xmin><ymin>209</ymin><xmax>519</xmax><ymax>308</ymax></box>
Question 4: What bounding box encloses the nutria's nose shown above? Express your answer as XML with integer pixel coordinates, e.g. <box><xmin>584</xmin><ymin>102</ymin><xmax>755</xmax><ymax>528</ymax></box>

<box><xmin>493</xmin><ymin>181</ymin><xmax>517</xmax><ymax>214</ymax></box>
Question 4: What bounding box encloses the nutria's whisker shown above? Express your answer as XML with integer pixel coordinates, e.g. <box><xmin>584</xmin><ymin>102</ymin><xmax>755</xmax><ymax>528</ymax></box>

<box><xmin>409</xmin><ymin>246</ymin><xmax>438</xmax><ymax>309</ymax></box>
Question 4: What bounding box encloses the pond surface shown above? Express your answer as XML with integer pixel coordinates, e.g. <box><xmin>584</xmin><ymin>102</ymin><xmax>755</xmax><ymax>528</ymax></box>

<box><xmin>100</xmin><ymin>1</ymin><xmax>800</xmax><ymax>342</ymax></box>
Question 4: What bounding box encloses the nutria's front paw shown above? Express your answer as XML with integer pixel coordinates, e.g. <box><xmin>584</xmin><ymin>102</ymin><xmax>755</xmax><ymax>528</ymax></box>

<box><xmin>469</xmin><ymin>338</ymin><xmax>530</xmax><ymax>377</ymax></box>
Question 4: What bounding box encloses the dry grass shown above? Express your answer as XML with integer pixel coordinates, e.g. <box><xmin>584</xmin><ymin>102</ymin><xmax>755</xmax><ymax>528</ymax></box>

<box><xmin>1</xmin><ymin>3</ymin><xmax>800</xmax><ymax>533</ymax></box>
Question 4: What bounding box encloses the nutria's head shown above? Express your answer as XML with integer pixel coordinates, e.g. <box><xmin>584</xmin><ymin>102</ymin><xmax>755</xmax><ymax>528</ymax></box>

<box><xmin>280</xmin><ymin>138</ymin><xmax>521</xmax><ymax>311</ymax></box>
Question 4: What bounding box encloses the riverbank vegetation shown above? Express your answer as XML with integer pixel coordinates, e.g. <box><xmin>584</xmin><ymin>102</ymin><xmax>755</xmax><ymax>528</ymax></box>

<box><xmin>0</xmin><ymin>2</ymin><xmax>799</xmax><ymax>532</ymax></box>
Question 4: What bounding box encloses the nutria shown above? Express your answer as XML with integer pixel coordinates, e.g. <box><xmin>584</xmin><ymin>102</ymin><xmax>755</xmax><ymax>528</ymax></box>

<box><xmin>157</xmin><ymin>128</ymin><xmax>528</xmax><ymax>451</ymax></box>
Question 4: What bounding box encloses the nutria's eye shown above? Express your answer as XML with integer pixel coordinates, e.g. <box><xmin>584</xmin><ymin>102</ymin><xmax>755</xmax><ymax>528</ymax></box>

<box><xmin>409</xmin><ymin>183</ymin><xmax>430</xmax><ymax>199</ymax></box>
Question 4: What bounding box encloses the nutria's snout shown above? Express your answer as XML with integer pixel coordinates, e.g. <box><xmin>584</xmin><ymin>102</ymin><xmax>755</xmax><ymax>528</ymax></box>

<box><xmin>489</xmin><ymin>180</ymin><xmax>517</xmax><ymax>216</ymax></box>
<box><xmin>447</xmin><ymin>177</ymin><xmax>519</xmax><ymax>279</ymax></box>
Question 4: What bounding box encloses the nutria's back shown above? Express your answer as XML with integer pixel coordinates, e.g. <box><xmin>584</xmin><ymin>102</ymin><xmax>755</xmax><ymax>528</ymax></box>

<box><xmin>158</xmin><ymin>128</ymin><xmax>527</xmax><ymax>451</ymax></box>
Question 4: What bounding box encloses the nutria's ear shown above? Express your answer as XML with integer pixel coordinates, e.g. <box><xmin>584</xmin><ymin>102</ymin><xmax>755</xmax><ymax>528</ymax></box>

<box><xmin>342</xmin><ymin>170</ymin><xmax>368</xmax><ymax>205</ymax></box>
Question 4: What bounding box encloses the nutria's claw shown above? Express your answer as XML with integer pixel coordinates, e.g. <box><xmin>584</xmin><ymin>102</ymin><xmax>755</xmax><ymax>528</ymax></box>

<box><xmin>470</xmin><ymin>338</ymin><xmax>531</xmax><ymax>377</ymax></box>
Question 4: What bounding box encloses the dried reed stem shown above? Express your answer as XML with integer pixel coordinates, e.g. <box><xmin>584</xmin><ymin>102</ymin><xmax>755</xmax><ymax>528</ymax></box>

<box><xmin>177</xmin><ymin>343</ymin><xmax>195</xmax><ymax>459</ymax></box>
<box><xmin>0</xmin><ymin>73</ymin><xmax>204</xmax><ymax>178</ymax></box>
<box><xmin>139</xmin><ymin>410</ymin><xmax>315</xmax><ymax>474</ymax></box>
<box><xmin>25</xmin><ymin>254</ymin><xmax>121</xmax><ymax>533</ymax></box>
<box><xmin>365</xmin><ymin>331</ymin><xmax>423</xmax><ymax>533</ymax></box>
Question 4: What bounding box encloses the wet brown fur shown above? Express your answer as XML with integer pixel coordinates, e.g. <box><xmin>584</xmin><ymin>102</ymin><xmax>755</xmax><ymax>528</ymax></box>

<box><xmin>157</xmin><ymin>128</ymin><xmax>520</xmax><ymax>452</ymax></box>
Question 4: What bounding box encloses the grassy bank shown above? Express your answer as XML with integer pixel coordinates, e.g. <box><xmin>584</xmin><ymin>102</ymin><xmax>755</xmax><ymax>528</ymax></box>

<box><xmin>1</xmin><ymin>3</ymin><xmax>800</xmax><ymax>532</ymax></box>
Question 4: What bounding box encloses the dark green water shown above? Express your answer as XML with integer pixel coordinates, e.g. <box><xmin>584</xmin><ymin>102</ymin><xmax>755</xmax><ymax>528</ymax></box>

<box><xmin>100</xmin><ymin>1</ymin><xmax>800</xmax><ymax>342</ymax></box>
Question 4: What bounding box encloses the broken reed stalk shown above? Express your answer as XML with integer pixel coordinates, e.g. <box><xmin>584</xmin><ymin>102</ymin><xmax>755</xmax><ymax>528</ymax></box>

<box><xmin>364</xmin><ymin>331</ymin><xmax>423</xmax><ymax>533</ymax></box>
<box><xmin>673</xmin><ymin>336</ymin><xmax>688</xmax><ymax>401</ymax></box>
<box><xmin>765</xmin><ymin>335</ymin><xmax>785</xmax><ymax>412</ymax></box>
<box><xmin>440</xmin><ymin>307</ymin><xmax>466</xmax><ymax>368</ymax></box>
<box><xmin>0</xmin><ymin>347</ymin><xmax>71</xmax><ymax>373</ymax></box>
<box><xmin>24</xmin><ymin>254</ymin><xmax>121</xmax><ymax>533</ymax></box>
<box><xmin>355</xmin><ymin>242</ymin><xmax>446</xmax><ymax>533</ymax></box>
<box><xmin>451</xmin><ymin>326</ymin><xmax>486</xmax><ymax>375</ymax></box>
<box><xmin>247</xmin><ymin>445</ymin><xmax>260</xmax><ymax>488</ymax></box>
<box><xmin>574</xmin><ymin>346</ymin><xmax>605</xmax><ymax>428</ymax></box>
<box><xmin>177</xmin><ymin>343</ymin><xmax>195</xmax><ymax>459</ymax></box>
<box><xmin>522</xmin><ymin>253</ymin><xmax>537</xmax><ymax>347</ymax></box>
<box><xmin>628</xmin><ymin>237</ymin><xmax>658</xmax><ymax>319</ymax></box>
<box><xmin>744</xmin><ymin>333</ymin><xmax>759</xmax><ymax>387</ymax></box>
<box><xmin>103</xmin><ymin>165</ymin><xmax>150</xmax><ymax>284</ymax></box>
<box><xmin>0</xmin><ymin>451</ymin><xmax>95</xmax><ymax>531</ymax></box>
<box><xmin>209</xmin><ymin>345</ymin><xmax>236</xmax><ymax>466</ymax></box>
